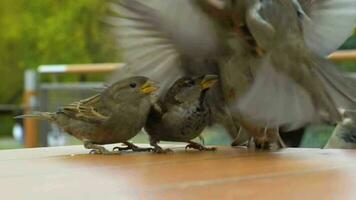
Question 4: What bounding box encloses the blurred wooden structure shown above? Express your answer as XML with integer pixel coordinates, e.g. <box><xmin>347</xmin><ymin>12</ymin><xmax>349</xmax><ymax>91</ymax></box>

<box><xmin>328</xmin><ymin>50</ymin><xmax>356</xmax><ymax>61</ymax></box>
<box><xmin>23</xmin><ymin>50</ymin><xmax>356</xmax><ymax>148</ymax></box>
<box><xmin>0</xmin><ymin>146</ymin><xmax>356</xmax><ymax>199</ymax></box>
<box><xmin>38</xmin><ymin>63</ymin><xmax>125</xmax><ymax>74</ymax></box>
<box><xmin>24</xmin><ymin>70</ymin><xmax>39</xmax><ymax>148</ymax></box>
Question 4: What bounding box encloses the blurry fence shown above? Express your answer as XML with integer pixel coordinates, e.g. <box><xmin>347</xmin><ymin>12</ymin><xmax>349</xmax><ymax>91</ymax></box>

<box><xmin>22</xmin><ymin>50</ymin><xmax>356</xmax><ymax>147</ymax></box>
<box><xmin>23</xmin><ymin>63</ymin><xmax>124</xmax><ymax>147</ymax></box>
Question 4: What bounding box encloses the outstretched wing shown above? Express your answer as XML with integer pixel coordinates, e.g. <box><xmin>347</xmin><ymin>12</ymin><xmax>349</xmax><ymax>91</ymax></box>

<box><xmin>235</xmin><ymin>0</ymin><xmax>356</xmax><ymax>130</ymax></box>
<box><xmin>106</xmin><ymin>0</ymin><xmax>222</xmax><ymax>92</ymax></box>
<box><xmin>60</xmin><ymin>94</ymin><xmax>109</xmax><ymax>124</ymax></box>
<box><xmin>297</xmin><ymin>0</ymin><xmax>356</xmax><ymax>56</ymax></box>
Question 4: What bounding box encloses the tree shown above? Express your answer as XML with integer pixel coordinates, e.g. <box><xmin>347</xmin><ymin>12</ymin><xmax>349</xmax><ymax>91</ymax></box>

<box><xmin>0</xmin><ymin>0</ymin><xmax>119</xmax><ymax>104</ymax></box>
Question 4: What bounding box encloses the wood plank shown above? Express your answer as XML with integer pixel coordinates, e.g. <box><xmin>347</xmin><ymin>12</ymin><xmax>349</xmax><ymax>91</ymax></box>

<box><xmin>0</xmin><ymin>146</ymin><xmax>356</xmax><ymax>199</ymax></box>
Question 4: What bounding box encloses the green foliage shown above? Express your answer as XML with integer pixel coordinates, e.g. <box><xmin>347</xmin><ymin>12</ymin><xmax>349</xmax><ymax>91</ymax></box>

<box><xmin>0</xmin><ymin>0</ymin><xmax>119</xmax><ymax>104</ymax></box>
<box><xmin>301</xmin><ymin>125</ymin><xmax>334</xmax><ymax>148</ymax></box>
<box><xmin>0</xmin><ymin>0</ymin><xmax>120</xmax><ymax>138</ymax></box>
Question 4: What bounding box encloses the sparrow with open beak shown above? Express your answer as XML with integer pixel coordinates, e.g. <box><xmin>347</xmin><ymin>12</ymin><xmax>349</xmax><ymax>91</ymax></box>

<box><xmin>16</xmin><ymin>76</ymin><xmax>158</xmax><ymax>154</ymax></box>
<box><xmin>145</xmin><ymin>75</ymin><xmax>218</xmax><ymax>153</ymax></box>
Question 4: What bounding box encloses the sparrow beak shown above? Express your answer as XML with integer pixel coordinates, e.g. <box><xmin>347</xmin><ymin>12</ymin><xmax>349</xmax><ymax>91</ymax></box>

<box><xmin>140</xmin><ymin>80</ymin><xmax>159</xmax><ymax>94</ymax></box>
<box><xmin>200</xmin><ymin>75</ymin><xmax>218</xmax><ymax>90</ymax></box>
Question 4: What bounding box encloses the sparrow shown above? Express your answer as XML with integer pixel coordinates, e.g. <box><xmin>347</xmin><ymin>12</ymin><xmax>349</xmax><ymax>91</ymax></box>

<box><xmin>199</xmin><ymin>0</ymin><xmax>356</xmax><ymax>148</ymax></box>
<box><xmin>16</xmin><ymin>76</ymin><xmax>158</xmax><ymax>154</ymax></box>
<box><xmin>325</xmin><ymin>109</ymin><xmax>356</xmax><ymax>149</ymax></box>
<box><xmin>145</xmin><ymin>75</ymin><xmax>218</xmax><ymax>153</ymax></box>
<box><xmin>106</xmin><ymin>0</ymin><xmax>356</xmax><ymax>149</ymax></box>
<box><xmin>106</xmin><ymin>0</ymin><xmax>243</xmax><ymax>147</ymax></box>
<box><xmin>233</xmin><ymin>0</ymin><xmax>356</xmax><ymax>132</ymax></box>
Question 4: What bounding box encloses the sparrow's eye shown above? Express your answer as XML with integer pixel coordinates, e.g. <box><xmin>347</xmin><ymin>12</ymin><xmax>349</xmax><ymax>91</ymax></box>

<box><xmin>129</xmin><ymin>83</ymin><xmax>137</xmax><ymax>88</ymax></box>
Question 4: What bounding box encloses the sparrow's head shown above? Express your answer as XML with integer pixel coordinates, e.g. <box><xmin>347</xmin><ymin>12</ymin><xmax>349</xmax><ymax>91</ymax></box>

<box><xmin>104</xmin><ymin>76</ymin><xmax>159</xmax><ymax>103</ymax></box>
<box><xmin>166</xmin><ymin>75</ymin><xmax>218</xmax><ymax>104</ymax></box>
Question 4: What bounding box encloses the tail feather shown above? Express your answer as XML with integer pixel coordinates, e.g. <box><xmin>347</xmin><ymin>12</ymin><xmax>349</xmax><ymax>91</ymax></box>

<box><xmin>14</xmin><ymin>112</ymin><xmax>55</xmax><ymax>121</ymax></box>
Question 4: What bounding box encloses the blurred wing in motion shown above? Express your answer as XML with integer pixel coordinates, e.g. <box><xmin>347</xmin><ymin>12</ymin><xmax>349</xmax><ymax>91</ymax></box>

<box><xmin>236</xmin><ymin>0</ymin><xmax>356</xmax><ymax>130</ymax></box>
<box><xmin>297</xmin><ymin>0</ymin><xmax>356</xmax><ymax>56</ymax></box>
<box><xmin>236</xmin><ymin>58</ymin><xmax>317</xmax><ymax>130</ymax></box>
<box><xmin>106</xmin><ymin>0</ymin><xmax>222</xmax><ymax>92</ymax></box>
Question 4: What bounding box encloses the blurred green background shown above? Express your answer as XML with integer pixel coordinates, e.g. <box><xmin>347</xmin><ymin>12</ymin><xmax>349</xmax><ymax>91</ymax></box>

<box><xmin>0</xmin><ymin>0</ymin><xmax>119</xmax><ymax>148</ymax></box>
<box><xmin>0</xmin><ymin>0</ymin><xmax>355</xmax><ymax>149</ymax></box>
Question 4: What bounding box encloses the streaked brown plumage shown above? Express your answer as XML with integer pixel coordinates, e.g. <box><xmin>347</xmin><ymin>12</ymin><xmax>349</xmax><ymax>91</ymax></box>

<box><xmin>145</xmin><ymin>75</ymin><xmax>218</xmax><ymax>153</ymax></box>
<box><xmin>16</xmin><ymin>76</ymin><xmax>158</xmax><ymax>154</ymax></box>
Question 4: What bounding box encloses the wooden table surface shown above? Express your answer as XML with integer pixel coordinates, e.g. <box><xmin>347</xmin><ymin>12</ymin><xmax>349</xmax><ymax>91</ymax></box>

<box><xmin>1</xmin><ymin>145</ymin><xmax>356</xmax><ymax>200</ymax></box>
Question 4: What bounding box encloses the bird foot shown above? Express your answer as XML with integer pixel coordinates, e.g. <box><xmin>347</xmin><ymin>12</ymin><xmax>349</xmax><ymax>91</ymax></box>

<box><xmin>152</xmin><ymin>147</ymin><xmax>173</xmax><ymax>154</ymax></box>
<box><xmin>113</xmin><ymin>146</ymin><xmax>153</xmax><ymax>152</ymax></box>
<box><xmin>185</xmin><ymin>142</ymin><xmax>216</xmax><ymax>151</ymax></box>
<box><xmin>84</xmin><ymin>141</ymin><xmax>115</xmax><ymax>155</ymax></box>
<box><xmin>231</xmin><ymin>139</ymin><xmax>248</xmax><ymax>147</ymax></box>
<box><xmin>89</xmin><ymin>147</ymin><xmax>113</xmax><ymax>155</ymax></box>
<box><xmin>254</xmin><ymin>140</ymin><xmax>281</xmax><ymax>150</ymax></box>
<box><xmin>113</xmin><ymin>143</ymin><xmax>153</xmax><ymax>152</ymax></box>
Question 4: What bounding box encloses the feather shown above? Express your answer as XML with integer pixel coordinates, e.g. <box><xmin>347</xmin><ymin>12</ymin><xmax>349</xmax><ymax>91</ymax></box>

<box><xmin>106</xmin><ymin>0</ymin><xmax>221</xmax><ymax>92</ymax></box>
<box><xmin>14</xmin><ymin>112</ymin><xmax>55</xmax><ymax>121</ymax></box>
<box><xmin>60</xmin><ymin>94</ymin><xmax>109</xmax><ymax>123</ymax></box>
<box><xmin>313</xmin><ymin>56</ymin><xmax>356</xmax><ymax>111</ymax></box>
<box><xmin>298</xmin><ymin>0</ymin><xmax>356</xmax><ymax>56</ymax></box>
<box><xmin>236</xmin><ymin>57</ymin><xmax>317</xmax><ymax>130</ymax></box>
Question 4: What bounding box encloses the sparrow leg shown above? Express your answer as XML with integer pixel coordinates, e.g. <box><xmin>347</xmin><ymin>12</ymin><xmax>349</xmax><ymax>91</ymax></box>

<box><xmin>150</xmin><ymin>139</ymin><xmax>172</xmax><ymax>154</ymax></box>
<box><xmin>276</xmin><ymin>127</ymin><xmax>287</xmax><ymax>148</ymax></box>
<box><xmin>185</xmin><ymin>141</ymin><xmax>216</xmax><ymax>151</ymax></box>
<box><xmin>254</xmin><ymin>140</ymin><xmax>270</xmax><ymax>150</ymax></box>
<box><xmin>231</xmin><ymin>127</ymin><xmax>249</xmax><ymax>147</ymax></box>
<box><xmin>237</xmin><ymin>117</ymin><xmax>271</xmax><ymax>150</ymax></box>
<box><xmin>257</xmin><ymin>127</ymin><xmax>269</xmax><ymax>149</ymax></box>
<box><xmin>254</xmin><ymin>127</ymin><xmax>283</xmax><ymax>150</ymax></box>
<box><xmin>254</xmin><ymin>127</ymin><xmax>271</xmax><ymax>150</ymax></box>
<box><xmin>198</xmin><ymin>135</ymin><xmax>205</xmax><ymax>145</ymax></box>
<box><xmin>113</xmin><ymin>142</ymin><xmax>153</xmax><ymax>152</ymax></box>
<box><xmin>83</xmin><ymin>140</ymin><xmax>112</xmax><ymax>155</ymax></box>
<box><xmin>247</xmin><ymin>137</ymin><xmax>256</xmax><ymax>150</ymax></box>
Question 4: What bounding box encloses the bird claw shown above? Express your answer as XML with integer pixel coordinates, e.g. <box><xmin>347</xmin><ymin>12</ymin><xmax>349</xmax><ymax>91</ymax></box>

<box><xmin>152</xmin><ymin>147</ymin><xmax>173</xmax><ymax>154</ymax></box>
<box><xmin>84</xmin><ymin>141</ymin><xmax>114</xmax><ymax>155</ymax></box>
<box><xmin>254</xmin><ymin>140</ymin><xmax>279</xmax><ymax>150</ymax></box>
<box><xmin>112</xmin><ymin>146</ymin><xmax>126</xmax><ymax>152</ymax></box>
<box><xmin>113</xmin><ymin>145</ymin><xmax>153</xmax><ymax>152</ymax></box>
<box><xmin>185</xmin><ymin>143</ymin><xmax>216</xmax><ymax>151</ymax></box>
<box><xmin>231</xmin><ymin>140</ymin><xmax>248</xmax><ymax>147</ymax></box>
<box><xmin>131</xmin><ymin>147</ymin><xmax>153</xmax><ymax>152</ymax></box>
<box><xmin>89</xmin><ymin>147</ymin><xmax>111</xmax><ymax>155</ymax></box>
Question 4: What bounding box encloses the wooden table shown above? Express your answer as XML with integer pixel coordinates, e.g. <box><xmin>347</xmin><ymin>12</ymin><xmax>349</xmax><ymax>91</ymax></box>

<box><xmin>0</xmin><ymin>145</ymin><xmax>356</xmax><ymax>200</ymax></box>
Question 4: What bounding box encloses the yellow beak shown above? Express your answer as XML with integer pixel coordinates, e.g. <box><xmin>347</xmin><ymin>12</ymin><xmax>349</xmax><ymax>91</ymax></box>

<box><xmin>200</xmin><ymin>75</ymin><xmax>218</xmax><ymax>90</ymax></box>
<box><xmin>140</xmin><ymin>80</ymin><xmax>159</xmax><ymax>94</ymax></box>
